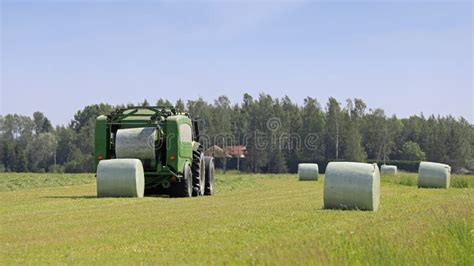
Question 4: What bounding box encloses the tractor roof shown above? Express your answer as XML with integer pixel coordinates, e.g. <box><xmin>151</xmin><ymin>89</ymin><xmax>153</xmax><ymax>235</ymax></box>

<box><xmin>108</xmin><ymin>106</ymin><xmax>188</xmax><ymax>122</ymax></box>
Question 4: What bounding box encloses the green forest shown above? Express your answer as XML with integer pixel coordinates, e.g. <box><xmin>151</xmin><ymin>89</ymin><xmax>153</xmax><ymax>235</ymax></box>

<box><xmin>1</xmin><ymin>94</ymin><xmax>473</xmax><ymax>173</ymax></box>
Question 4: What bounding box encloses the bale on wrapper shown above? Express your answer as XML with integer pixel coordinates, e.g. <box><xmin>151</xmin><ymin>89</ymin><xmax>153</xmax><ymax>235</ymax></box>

<box><xmin>115</xmin><ymin>127</ymin><xmax>157</xmax><ymax>160</ymax></box>
<box><xmin>97</xmin><ymin>159</ymin><xmax>145</xmax><ymax>197</ymax></box>
<box><xmin>418</xmin><ymin>161</ymin><xmax>451</xmax><ymax>189</ymax></box>
<box><xmin>381</xmin><ymin>164</ymin><xmax>397</xmax><ymax>174</ymax></box>
<box><xmin>298</xmin><ymin>163</ymin><xmax>319</xmax><ymax>181</ymax></box>
<box><xmin>323</xmin><ymin>162</ymin><xmax>380</xmax><ymax>211</ymax></box>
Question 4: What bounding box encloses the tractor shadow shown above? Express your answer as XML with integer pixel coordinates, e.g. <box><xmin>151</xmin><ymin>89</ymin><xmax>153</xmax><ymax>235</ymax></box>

<box><xmin>44</xmin><ymin>194</ymin><xmax>172</xmax><ymax>199</ymax></box>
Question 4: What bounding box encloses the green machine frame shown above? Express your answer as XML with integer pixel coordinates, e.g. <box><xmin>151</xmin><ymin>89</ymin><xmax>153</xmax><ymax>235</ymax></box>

<box><xmin>94</xmin><ymin>106</ymin><xmax>199</xmax><ymax>188</ymax></box>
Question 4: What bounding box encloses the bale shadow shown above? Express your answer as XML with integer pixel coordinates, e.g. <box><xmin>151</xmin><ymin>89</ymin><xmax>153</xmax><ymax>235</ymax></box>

<box><xmin>44</xmin><ymin>196</ymin><xmax>97</xmax><ymax>199</ymax></box>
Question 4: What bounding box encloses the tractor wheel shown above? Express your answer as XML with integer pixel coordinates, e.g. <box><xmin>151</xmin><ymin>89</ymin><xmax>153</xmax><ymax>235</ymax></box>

<box><xmin>204</xmin><ymin>156</ymin><xmax>215</xmax><ymax>196</ymax></box>
<box><xmin>171</xmin><ymin>163</ymin><xmax>192</xmax><ymax>197</ymax></box>
<box><xmin>191</xmin><ymin>146</ymin><xmax>205</xmax><ymax>196</ymax></box>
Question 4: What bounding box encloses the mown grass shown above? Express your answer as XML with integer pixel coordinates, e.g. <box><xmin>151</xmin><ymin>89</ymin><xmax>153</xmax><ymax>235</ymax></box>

<box><xmin>1</xmin><ymin>172</ymin><xmax>473</xmax><ymax>265</ymax></box>
<box><xmin>380</xmin><ymin>172</ymin><xmax>474</xmax><ymax>188</ymax></box>
<box><xmin>0</xmin><ymin>173</ymin><xmax>94</xmax><ymax>192</ymax></box>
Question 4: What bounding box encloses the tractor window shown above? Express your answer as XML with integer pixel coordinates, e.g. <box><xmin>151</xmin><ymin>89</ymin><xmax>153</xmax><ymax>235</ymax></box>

<box><xmin>179</xmin><ymin>124</ymin><xmax>192</xmax><ymax>143</ymax></box>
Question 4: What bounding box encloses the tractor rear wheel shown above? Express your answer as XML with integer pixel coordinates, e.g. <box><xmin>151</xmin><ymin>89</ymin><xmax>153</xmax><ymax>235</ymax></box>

<box><xmin>171</xmin><ymin>163</ymin><xmax>192</xmax><ymax>197</ymax></box>
<box><xmin>204</xmin><ymin>156</ymin><xmax>215</xmax><ymax>196</ymax></box>
<box><xmin>191</xmin><ymin>146</ymin><xmax>205</xmax><ymax>196</ymax></box>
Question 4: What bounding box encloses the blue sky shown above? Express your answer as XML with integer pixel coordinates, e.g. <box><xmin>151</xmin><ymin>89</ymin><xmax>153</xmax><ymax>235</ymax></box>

<box><xmin>1</xmin><ymin>1</ymin><xmax>472</xmax><ymax>125</ymax></box>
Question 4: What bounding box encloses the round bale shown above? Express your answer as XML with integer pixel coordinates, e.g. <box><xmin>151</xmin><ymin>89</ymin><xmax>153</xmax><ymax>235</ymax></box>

<box><xmin>324</xmin><ymin>162</ymin><xmax>380</xmax><ymax>211</ymax></box>
<box><xmin>380</xmin><ymin>164</ymin><xmax>398</xmax><ymax>174</ymax></box>
<box><xmin>298</xmin><ymin>163</ymin><xmax>319</xmax><ymax>181</ymax></box>
<box><xmin>115</xmin><ymin>127</ymin><xmax>157</xmax><ymax>160</ymax></box>
<box><xmin>418</xmin><ymin>161</ymin><xmax>450</xmax><ymax>189</ymax></box>
<box><xmin>97</xmin><ymin>159</ymin><xmax>145</xmax><ymax>197</ymax></box>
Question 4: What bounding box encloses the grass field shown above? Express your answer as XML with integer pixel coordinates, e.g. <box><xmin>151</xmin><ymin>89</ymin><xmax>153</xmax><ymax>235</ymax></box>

<box><xmin>1</xmin><ymin>171</ymin><xmax>473</xmax><ymax>265</ymax></box>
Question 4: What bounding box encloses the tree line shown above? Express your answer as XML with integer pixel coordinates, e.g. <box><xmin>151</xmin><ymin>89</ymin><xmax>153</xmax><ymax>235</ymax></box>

<box><xmin>0</xmin><ymin>94</ymin><xmax>473</xmax><ymax>173</ymax></box>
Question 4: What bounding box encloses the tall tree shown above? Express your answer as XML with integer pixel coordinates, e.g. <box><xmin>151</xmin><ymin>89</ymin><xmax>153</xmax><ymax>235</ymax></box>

<box><xmin>300</xmin><ymin>97</ymin><xmax>325</xmax><ymax>162</ymax></box>
<box><xmin>362</xmin><ymin>108</ymin><xmax>387</xmax><ymax>160</ymax></box>
<box><xmin>175</xmin><ymin>99</ymin><xmax>186</xmax><ymax>112</ymax></box>
<box><xmin>385</xmin><ymin>115</ymin><xmax>403</xmax><ymax>161</ymax></box>
<box><xmin>26</xmin><ymin>133</ymin><xmax>57</xmax><ymax>172</ymax></box>
<box><xmin>325</xmin><ymin>97</ymin><xmax>342</xmax><ymax>160</ymax></box>
<box><xmin>280</xmin><ymin>96</ymin><xmax>302</xmax><ymax>171</ymax></box>
<box><xmin>341</xmin><ymin>99</ymin><xmax>366</xmax><ymax>162</ymax></box>
<box><xmin>33</xmin><ymin>112</ymin><xmax>53</xmax><ymax>134</ymax></box>
<box><xmin>156</xmin><ymin>98</ymin><xmax>172</xmax><ymax>107</ymax></box>
<box><xmin>141</xmin><ymin>99</ymin><xmax>150</xmax><ymax>107</ymax></box>
<box><xmin>401</xmin><ymin>141</ymin><xmax>426</xmax><ymax>161</ymax></box>
<box><xmin>55</xmin><ymin>126</ymin><xmax>76</xmax><ymax>165</ymax></box>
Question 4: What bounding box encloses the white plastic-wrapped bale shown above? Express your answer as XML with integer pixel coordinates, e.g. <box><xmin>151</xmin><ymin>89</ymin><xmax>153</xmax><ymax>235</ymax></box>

<box><xmin>97</xmin><ymin>159</ymin><xmax>145</xmax><ymax>197</ymax></box>
<box><xmin>115</xmin><ymin>127</ymin><xmax>157</xmax><ymax>160</ymax></box>
<box><xmin>298</xmin><ymin>163</ymin><xmax>319</xmax><ymax>181</ymax></box>
<box><xmin>324</xmin><ymin>162</ymin><xmax>380</xmax><ymax>211</ymax></box>
<box><xmin>418</xmin><ymin>161</ymin><xmax>451</xmax><ymax>189</ymax></box>
<box><xmin>380</xmin><ymin>164</ymin><xmax>398</xmax><ymax>174</ymax></box>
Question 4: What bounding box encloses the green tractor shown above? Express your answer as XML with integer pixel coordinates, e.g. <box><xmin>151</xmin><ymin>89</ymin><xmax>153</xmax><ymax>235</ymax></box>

<box><xmin>94</xmin><ymin>106</ymin><xmax>215</xmax><ymax>198</ymax></box>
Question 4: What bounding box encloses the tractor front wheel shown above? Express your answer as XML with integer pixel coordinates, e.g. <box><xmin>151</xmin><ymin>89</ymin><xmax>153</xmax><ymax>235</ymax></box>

<box><xmin>204</xmin><ymin>156</ymin><xmax>215</xmax><ymax>196</ymax></box>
